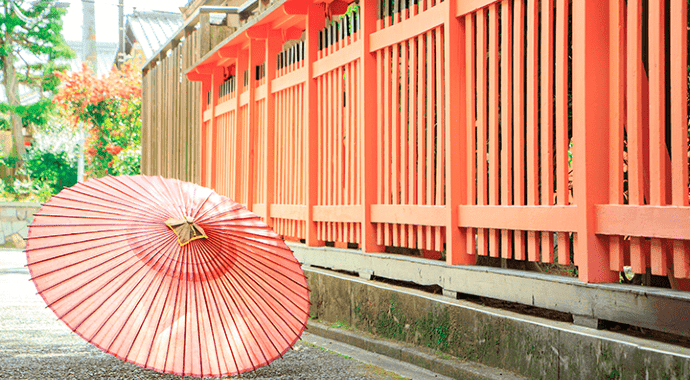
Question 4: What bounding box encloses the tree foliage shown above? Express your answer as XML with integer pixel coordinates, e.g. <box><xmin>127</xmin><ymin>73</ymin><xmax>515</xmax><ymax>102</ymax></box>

<box><xmin>0</xmin><ymin>0</ymin><xmax>73</xmax><ymax>158</ymax></box>
<box><xmin>54</xmin><ymin>62</ymin><xmax>142</xmax><ymax>178</ymax></box>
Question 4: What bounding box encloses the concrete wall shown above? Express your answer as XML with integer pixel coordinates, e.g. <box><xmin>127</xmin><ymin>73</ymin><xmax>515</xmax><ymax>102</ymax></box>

<box><xmin>0</xmin><ymin>202</ymin><xmax>41</xmax><ymax>249</ymax></box>
<box><xmin>306</xmin><ymin>267</ymin><xmax>690</xmax><ymax>380</ymax></box>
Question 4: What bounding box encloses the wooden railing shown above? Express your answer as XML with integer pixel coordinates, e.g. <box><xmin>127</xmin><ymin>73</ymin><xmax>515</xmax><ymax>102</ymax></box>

<box><xmin>183</xmin><ymin>0</ymin><xmax>690</xmax><ymax>285</ymax></box>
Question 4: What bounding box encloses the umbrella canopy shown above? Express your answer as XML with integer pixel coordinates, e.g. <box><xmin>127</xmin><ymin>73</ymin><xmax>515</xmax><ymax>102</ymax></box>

<box><xmin>25</xmin><ymin>175</ymin><xmax>310</xmax><ymax>377</ymax></box>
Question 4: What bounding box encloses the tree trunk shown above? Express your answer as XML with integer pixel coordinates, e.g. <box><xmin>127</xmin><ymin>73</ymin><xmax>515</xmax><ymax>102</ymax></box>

<box><xmin>1</xmin><ymin>52</ymin><xmax>25</xmax><ymax>160</ymax></box>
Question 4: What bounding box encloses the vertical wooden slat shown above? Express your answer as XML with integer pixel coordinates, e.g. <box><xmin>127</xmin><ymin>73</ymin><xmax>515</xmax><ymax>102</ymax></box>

<box><xmin>466</xmin><ymin>13</ymin><xmax>477</xmax><ymax>255</ymax></box>
<box><xmin>434</xmin><ymin>25</ymin><xmax>444</xmax><ymax>253</ymax></box>
<box><xmin>648</xmin><ymin>0</ymin><xmax>667</xmax><ymax>276</ymax></box>
<box><xmin>501</xmin><ymin>0</ymin><xmax>514</xmax><ymax>260</ymax></box>
<box><xmin>671</xmin><ymin>0</ymin><xmax>690</xmax><ymax>278</ymax></box>
<box><xmin>488</xmin><ymin>5</ymin><xmax>499</xmax><ymax>257</ymax></box>
<box><xmin>409</xmin><ymin>35</ymin><xmax>418</xmax><ymax>248</ymax></box>
<box><xmin>392</xmin><ymin>40</ymin><xmax>400</xmax><ymax>247</ymax></box>
<box><xmin>541</xmin><ymin>0</ymin><xmax>554</xmax><ymax>263</ymax></box>
<box><xmin>425</xmin><ymin>31</ymin><xmax>435</xmax><ymax>250</ymax></box>
<box><xmin>513</xmin><ymin>0</ymin><xmax>526</xmax><ymax>260</ymax></box>
<box><xmin>607</xmin><ymin>0</ymin><xmax>625</xmax><ymax>270</ymax></box>
<box><xmin>526</xmin><ymin>0</ymin><xmax>539</xmax><ymax>261</ymax></box>
<box><xmin>401</xmin><ymin>39</ymin><xmax>409</xmax><ymax>247</ymax></box>
<box><xmin>418</xmin><ymin>33</ymin><xmax>426</xmax><ymax>249</ymax></box>
<box><xmin>377</xmin><ymin>47</ymin><xmax>384</xmax><ymax>245</ymax></box>
<box><xmin>384</xmin><ymin>43</ymin><xmax>391</xmax><ymax>245</ymax></box>
<box><xmin>477</xmin><ymin>9</ymin><xmax>488</xmax><ymax>256</ymax></box>
<box><xmin>627</xmin><ymin>0</ymin><xmax>646</xmax><ymax>274</ymax></box>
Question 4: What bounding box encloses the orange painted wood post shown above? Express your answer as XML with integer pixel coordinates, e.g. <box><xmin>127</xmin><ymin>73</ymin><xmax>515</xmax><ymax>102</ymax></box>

<box><xmin>572</xmin><ymin>0</ymin><xmax>618</xmax><ymax>283</ymax></box>
<box><xmin>306</xmin><ymin>3</ymin><xmax>325</xmax><ymax>247</ymax></box>
<box><xmin>245</xmin><ymin>38</ymin><xmax>265</xmax><ymax>212</ymax></box>
<box><xmin>200</xmin><ymin>79</ymin><xmax>211</xmax><ymax>188</ymax></box>
<box><xmin>263</xmin><ymin>30</ymin><xmax>281</xmax><ymax>228</ymax></box>
<box><xmin>210</xmin><ymin>68</ymin><xmax>223</xmax><ymax>191</ymax></box>
<box><xmin>359</xmin><ymin>0</ymin><xmax>384</xmax><ymax>253</ymax></box>
<box><xmin>671</xmin><ymin>0</ymin><xmax>690</xmax><ymax>278</ymax></box>
<box><xmin>444</xmin><ymin>0</ymin><xmax>470</xmax><ymax>265</ymax></box>
<box><xmin>235</xmin><ymin>49</ymin><xmax>248</xmax><ymax>203</ymax></box>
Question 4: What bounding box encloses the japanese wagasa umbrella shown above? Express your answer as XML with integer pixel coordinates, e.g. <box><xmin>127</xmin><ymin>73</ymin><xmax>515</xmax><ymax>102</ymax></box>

<box><xmin>25</xmin><ymin>175</ymin><xmax>310</xmax><ymax>377</ymax></box>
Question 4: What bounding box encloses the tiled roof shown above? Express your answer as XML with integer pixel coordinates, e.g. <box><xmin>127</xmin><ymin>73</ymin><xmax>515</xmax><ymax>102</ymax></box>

<box><xmin>65</xmin><ymin>40</ymin><xmax>119</xmax><ymax>76</ymax></box>
<box><xmin>126</xmin><ymin>10</ymin><xmax>184</xmax><ymax>59</ymax></box>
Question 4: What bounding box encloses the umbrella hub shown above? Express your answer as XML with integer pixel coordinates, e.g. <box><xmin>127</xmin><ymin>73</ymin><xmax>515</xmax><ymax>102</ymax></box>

<box><xmin>165</xmin><ymin>217</ymin><xmax>208</xmax><ymax>246</ymax></box>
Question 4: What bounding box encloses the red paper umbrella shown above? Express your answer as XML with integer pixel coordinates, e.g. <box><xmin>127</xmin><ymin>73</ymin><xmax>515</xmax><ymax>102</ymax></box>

<box><xmin>25</xmin><ymin>175</ymin><xmax>310</xmax><ymax>377</ymax></box>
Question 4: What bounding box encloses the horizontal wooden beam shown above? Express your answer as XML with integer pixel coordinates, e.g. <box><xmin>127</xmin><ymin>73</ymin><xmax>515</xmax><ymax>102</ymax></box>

<box><xmin>313</xmin><ymin>205</ymin><xmax>361</xmax><ymax>223</ymax></box>
<box><xmin>455</xmin><ymin>0</ymin><xmax>501</xmax><ymax>17</ymax></box>
<box><xmin>370</xmin><ymin>205</ymin><xmax>446</xmax><ymax>226</ymax></box>
<box><xmin>282</xmin><ymin>0</ymin><xmax>309</xmax><ymax>15</ymax></box>
<box><xmin>214</xmin><ymin>98</ymin><xmax>236</xmax><ymax>116</ymax></box>
<box><xmin>312</xmin><ymin>40</ymin><xmax>361</xmax><ymax>78</ymax></box>
<box><xmin>595</xmin><ymin>205</ymin><xmax>690</xmax><ymax>240</ymax></box>
<box><xmin>271</xmin><ymin>66</ymin><xmax>307</xmax><ymax>93</ymax></box>
<box><xmin>239</xmin><ymin>91</ymin><xmax>249</xmax><ymax>106</ymax></box>
<box><xmin>255</xmin><ymin>84</ymin><xmax>267</xmax><ymax>101</ymax></box>
<box><xmin>270</xmin><ymin>204</ymin><xmax>308</xmax><ymax>220</ymax></box>
<box><xmin>457</xmin><ymin>205</ymin><xmax>579</xmax><ymax>232</ymax></box>
<box><xmin>203</xmin><ymin>109</ymin><xmax>213</xmax><ymax>122</ymax></box>
<box><xmin>253</xmin><ymin>203</ymin><xmax>267</xmax><ymax>218</ymax></box>
<box><xmin>369</xmin><ymin>1</ymin><xmax>446</xmax><ymax>52</ymax></box>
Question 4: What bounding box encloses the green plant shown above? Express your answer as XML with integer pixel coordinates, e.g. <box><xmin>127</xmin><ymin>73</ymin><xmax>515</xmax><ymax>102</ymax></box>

<box><xmin>111</xmin><ymin>145</ymin><xmax>141</xmax><ymax>175</ymax></box>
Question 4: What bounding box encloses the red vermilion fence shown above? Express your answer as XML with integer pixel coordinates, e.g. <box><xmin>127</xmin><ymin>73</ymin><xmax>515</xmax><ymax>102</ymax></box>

<box><xmin>183</xmin><ymin>0</ymin><xmax>690</xmax><ymax>285</ymax></box>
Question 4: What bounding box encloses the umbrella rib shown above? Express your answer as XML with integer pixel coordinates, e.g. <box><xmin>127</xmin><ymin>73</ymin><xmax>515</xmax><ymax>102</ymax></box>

<box><xmin>193</xmin><ymin>242</ymin><xmax>271</xmax><ymax>371</ymax></box>
<box><xmin>195</xmin><ymin>242</ymin><xmax>287</xmax><ymax>362</ymax></box>
<box><xmin>194</xmin><ymin>201</ymin><xmax>246</xmax><ymax>224</ymax></box>
<box><xmin>35</xmin><ymin>202</ymin><xmax>165</xmax><ymax>221</ymax></box>
<box><xmin>31</xmin><ymin>213</ymin><xmax>167</xmax><ymax>224</ymax></box>
<box><xmin>162</xmin><ymin>240</ymin><xmax>190</xmax><ymax>376</ymax></box>
<box><xmin>75</xmin><ymin>178</ymin><xmax>173</xmax><ymax>221</ymax></box>
<box><xmin>191</xmin><ymin>247</ymin><xmax>208</xmax><ymax>376</ymax></box>
<box><xmin>52</xmin><ymin>191</ymin><xmax>170</xmax><ymax>221</ymax></box>
<box><xmin>204</xmin><ymin>237</ymin><xmax>310</xmax><ymax>302</ymax></box>
<box><xmin>187</xmin><ymin>243</ymin><xmax>225</xmax><ymax>376</ymax></box>
<box><xmin>227</xmin><ymin>256</ymin><xmax>310</xmax><ymax>325</ymax></box>
<box><xmin>192</xmin><ymin>244</ymin><xmax>269</xmax><ymax>375</ymax></box>
<box><xmin>31</xmin><ymin>229</ymin><xmax>169</xmax><ymax>287</ymax></box>
<box><xmin>56</xmin><ymin>233</ymin><xmax>177</xmax><ymax>330</ymax></box>
<box><xmin>28</xmin><ymin>225</ymin><xmax>164</xmax><ymax>242</ymax></box>
<box><xmin>140</xmin><ymin>240</ymin><xmax>186</xmax><ymax>374</ymax></box>
<box><xmin>192</xmin><ymin>195</ymin><xmax>236</xmax><ymax>222</ymax></box>
<box><xmin>191</xmin><ymin>244</ymin><xmax>261</xmax><ymax>375</ymax></box>
<box><xmin>201</xmin><ymin>239</ymin><xmax>308</xmax><ymax>332</ymax></box>
<box><xmin>143</xmin><ymin>176</ymin><xmax>189</xmax><ymax>220</ymax></box>
<box><xmin>205</xmin><ymin>232</ymin><xmax>307</xmax><ymax>284</ymax></box>
<box><xmin>103</xmin><ymin>176</ymin><xmax>174</xmax><ymax>212</ymax></box>
<box><xmin>27</xmin><ymin>226</ymin><xmax>168</xmax><ymax>266</ymax></box>
<box><xmin>145</xmin><ymin>236</ymin><xmax>183</xmax><ymax>376</ymax></box>
<box><xmin>120</xmin><ymin>239</ymin><xmax>189</xmax><ymax>373</ymax></box>
<box><xmin>89</xmin><ymin>234</ymin><xmax>179</xmax><ymax>348</ymax></box>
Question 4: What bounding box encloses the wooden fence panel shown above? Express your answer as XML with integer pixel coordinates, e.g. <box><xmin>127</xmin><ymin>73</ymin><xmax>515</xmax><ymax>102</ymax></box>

<box><xmin>142</xmin><ymin>28</ymin><xmax>201</xmax><ymax>184</ymax></box>
<box><xmin>271</xmin><ymin>43</ymin><xmax>307</xmax><ymax>241</ymax></box>
<box><xmin>371</xmin><ymin>0</ymin><xmax>447</xmax><ymax>253</ymax></box>
<box><xmin>178</xmin><ymin>0</ymin><xmax>690</xmax><ymax>284</ymax></box>
<box><xmin>315</xmin><ymin>14</ymin><xmax>362</xmax><ymax>246</ymax></box>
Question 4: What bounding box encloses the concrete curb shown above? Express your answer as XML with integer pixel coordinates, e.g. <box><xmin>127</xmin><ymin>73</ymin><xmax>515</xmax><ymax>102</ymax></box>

<box><xmin>306</xmin><ymin>321</ymin><xmax>526</xmax><ymax>380</ymax></box>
